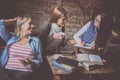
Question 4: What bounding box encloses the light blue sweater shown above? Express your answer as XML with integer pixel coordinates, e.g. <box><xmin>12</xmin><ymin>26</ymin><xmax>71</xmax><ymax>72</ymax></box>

<box><xmin>0</xmin><ymin>19</ymin><xmax>42</xmax><ymax>68</ymax></box>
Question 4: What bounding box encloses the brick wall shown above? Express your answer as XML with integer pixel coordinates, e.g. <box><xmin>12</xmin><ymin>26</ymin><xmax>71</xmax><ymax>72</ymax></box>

<box><xmin>11</xmin><ymin>0</ymin><xmax>86</xmax><ymax>53</ymax></box>
<box><xmin>1</xmin><ymin>0</ymin><xmax>119</xmax><ymax>53</ymax></box>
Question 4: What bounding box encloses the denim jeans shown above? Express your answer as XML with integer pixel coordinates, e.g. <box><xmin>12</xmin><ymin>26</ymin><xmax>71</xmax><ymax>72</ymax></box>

<box><xmin>0</xmin><ymin>68</ymin><xmax>33</xmax><ymax>80</ymax></box>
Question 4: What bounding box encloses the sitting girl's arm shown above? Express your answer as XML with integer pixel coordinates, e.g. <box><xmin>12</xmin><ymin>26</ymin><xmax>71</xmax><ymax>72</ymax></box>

<box><xmin>0</xmin><ymin>18</ymin><xmax>16</xmax><ymax>43</ymax></box>
<box><xmin>74</xmin><ymin>21</ymin><xmax>91</xmax><ymax>44</ymax></box>
<box><xmin>4</xmin><ymin>18</ymin><xmax>16</xmax><ymax>26</ymax></box>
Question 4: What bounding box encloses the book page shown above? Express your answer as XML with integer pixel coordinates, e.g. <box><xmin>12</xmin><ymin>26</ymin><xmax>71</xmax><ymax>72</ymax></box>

<box><xmin>89</xmin><ymin>54</ymin><xmax>103</xmax><ymax>65</ymax></box>
<box><xmin>74</xmin><ymin>44</ymin><xmax>91</xmax><ymax>49</ymax></box>
<box><xmin>76</xmin><ymin>54</ymin><xmax>90</xmax><ymax>62</ymax></box>
<box><xmin>83</xmin><ymin>62</ymin><xmax>93</xmax><ymax>68</ymax></box>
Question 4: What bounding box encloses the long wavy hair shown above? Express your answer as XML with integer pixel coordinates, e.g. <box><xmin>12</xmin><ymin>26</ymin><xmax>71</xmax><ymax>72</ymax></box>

<box><xmin>95</xmin><ymin>13</ymin><xmax>113</xmax><ymax>47</ymax></box>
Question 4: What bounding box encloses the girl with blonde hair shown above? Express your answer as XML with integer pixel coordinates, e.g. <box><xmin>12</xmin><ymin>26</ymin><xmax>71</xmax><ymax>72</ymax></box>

<box><xmin>0</xmin><ymin>16</ymin><xmax>42</xmax><ymax>80</ymax></box>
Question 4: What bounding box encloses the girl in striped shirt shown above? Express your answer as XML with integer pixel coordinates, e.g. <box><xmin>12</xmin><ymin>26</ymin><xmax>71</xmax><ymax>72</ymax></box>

<box><xmin>0</xmin><ymin>15</ymin><xmax>42</xmax><ymax>80</ymax></box>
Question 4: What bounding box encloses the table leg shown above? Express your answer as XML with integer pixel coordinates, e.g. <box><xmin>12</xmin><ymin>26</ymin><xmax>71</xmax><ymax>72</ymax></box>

<box><xmin>54</xmin><ymin>75</ymin><xmax>61</xmax><ymax>80</ymax></box>
<box><xmin>88</xmin><ymin>74</ymin><xmax>94</xmax><ymax>80</ymax></box>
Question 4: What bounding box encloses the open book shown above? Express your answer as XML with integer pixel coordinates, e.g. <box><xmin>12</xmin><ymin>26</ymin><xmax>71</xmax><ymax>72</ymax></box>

<box><xmin>76</xmin><ymin>53</ymin><xmax>103</xmax><ymax>65</ymax></box>
<box><xmin>76</xmin><ymin>53</ymin><xmax>104</xmax><ymax>70</ymax></box>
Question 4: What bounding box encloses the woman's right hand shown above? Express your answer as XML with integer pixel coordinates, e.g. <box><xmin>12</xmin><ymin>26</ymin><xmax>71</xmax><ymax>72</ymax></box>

<box><xmin>79</xmin><ymin>41</ymin><xmax>85</xmax><ymax>46</ymax></box>
<box><xmin>53</xmin><ymin>33</ymin><xmax>63</xmax><ymax>39</ymax></box>
<box><xmin>67</xmin><ymin>39</ymin><xmax>76</xmax><ymax>45</ymax></box>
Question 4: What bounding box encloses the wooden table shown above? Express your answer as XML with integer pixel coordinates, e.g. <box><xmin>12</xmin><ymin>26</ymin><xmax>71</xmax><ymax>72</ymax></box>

<box><xmin>46</xmin><ymin>55</ymin><xmax>115</xmax><ymax>80</ymax></box>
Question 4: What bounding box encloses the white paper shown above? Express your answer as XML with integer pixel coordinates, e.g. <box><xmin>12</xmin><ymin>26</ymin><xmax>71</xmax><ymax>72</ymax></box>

<box><xmin>74</xmin><ymin>44</ymin><xmax>91</xmax><ymax>49</ymax></box>
<box><xmin>52</xmin><ymin>54</ymin><xmax>64</xmax><ymax>60</ymax></box>
<box><xmin>89</xmin><ymin>54</ymin><xmax>103</xmax><ymax>65</ymax></box>
<box><xmin>76</xmin><ymin>54</ymin><xmax>89</xmax><ymax>62</ymax></box>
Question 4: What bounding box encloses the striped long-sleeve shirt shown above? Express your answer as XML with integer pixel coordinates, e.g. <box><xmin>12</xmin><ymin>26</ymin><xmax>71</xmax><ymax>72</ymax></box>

<box><xmin>5</xmin><ymin>42</ymin><xmax>33</xmax><ymax>72</ymax></box>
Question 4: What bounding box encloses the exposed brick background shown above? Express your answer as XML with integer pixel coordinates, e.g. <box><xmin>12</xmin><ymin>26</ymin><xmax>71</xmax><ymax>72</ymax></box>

<box><xmin>0</xmin><ymin>0</ymin><xmax>120</xmax><ymax>53</ymax></box>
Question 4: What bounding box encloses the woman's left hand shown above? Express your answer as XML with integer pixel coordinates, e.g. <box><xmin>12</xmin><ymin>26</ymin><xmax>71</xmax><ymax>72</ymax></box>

<box><xmin>91</xmin><ymin>43</ymin><xmax>96</xmax><ymax>49</ymax></box>
<box><xmin>20</xmin><ymin>58</ymin><xmax>34</xmax><ymax>66</ymax></box>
